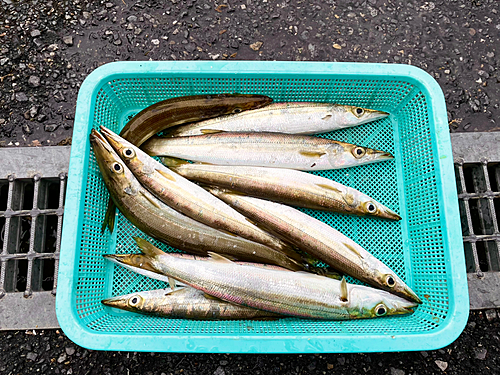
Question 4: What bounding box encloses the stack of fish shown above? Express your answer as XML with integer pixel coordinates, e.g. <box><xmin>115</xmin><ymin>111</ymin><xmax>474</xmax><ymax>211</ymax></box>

<box><xmin>90</xmin><ymin>94</ymin><xmax>421</xmax><ymax>321</ymax></box>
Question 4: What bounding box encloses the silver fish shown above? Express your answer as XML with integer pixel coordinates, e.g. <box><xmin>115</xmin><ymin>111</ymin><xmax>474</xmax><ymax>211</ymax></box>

<box><xmin>142</xmin><ymin>132</ymin><xmax>393</xmax><ymax>171</ymax></box>
<box><xmin>169</xmin><ymin>163</ymin><xmax>401</xmax><ymax>220</ymax></box>
<box><xmin>164</xmin><ymin>102</ymin><xmax>389</xmax><ymax>137</ymax></box>
<box><xmin>102</xmin><ymin>287</ymin><xmax>283</xmax><ymax>320</ymax></box>
<box><xmin>134</xmin><ymin>237</ymin><xmax>418</xmax><ymax>320</ymax></box>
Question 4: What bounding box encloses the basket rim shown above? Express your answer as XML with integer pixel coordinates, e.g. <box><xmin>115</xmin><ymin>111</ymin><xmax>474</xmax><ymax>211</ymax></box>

<box><xmin>56</xmin><ymin>61</ymin><xmax>468</xmax><ymax>353</ymax></box>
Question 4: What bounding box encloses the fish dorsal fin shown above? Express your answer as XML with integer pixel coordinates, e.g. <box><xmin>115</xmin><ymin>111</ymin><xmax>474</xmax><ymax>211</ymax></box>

<box><xmin>155</xmin><ymin>168</ymin><xmax>176</xmax><ymax>182</ymax></box>
<box><xmin>316</xmin><ymin>183</ymin><xmax>342</xmax><ymax>194</ymax></box>
<box><xmin>201</xmin><ymin>129</ymin><xmax>225</xmax><ymax>134</ymax></box>
<box><xmin>207</xmin><ymin>252</ymin><xmax>234</xmax><ymax>263</ymax></box>
<box><xmin>340</xmin><ymin>276</ymin><xmax>348</xmax><ymax>302</ymax></box>
<box><xmin>343</xmin><ymin>242</ymin><xmax>364</xmax><ymax>259</ymax></box>
<box><xmin>139</xmin><ymin>190</ymin><xmax>162</xmax><ymax>209</ymax></box>
<box><xmin>299</xmin><ymin>151</ymin><xmax>327</xmax><ymax>158</ymax></box>
<box><xmin>133</xmin><ymin>237</ymin><xmax>167</xmax><ymax>257</ymax></box>
<box><xmin>161</xmin><ymin>156</ymin><xmax>190</xmax><ymax>167</ymax></box>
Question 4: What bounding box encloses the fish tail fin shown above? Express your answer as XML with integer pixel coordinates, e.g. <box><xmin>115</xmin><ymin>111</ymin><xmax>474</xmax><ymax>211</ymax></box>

<box><xmin>133</xmin><ymin>237</ymin><xmax>168</xmax><ymax>258</ymax></box>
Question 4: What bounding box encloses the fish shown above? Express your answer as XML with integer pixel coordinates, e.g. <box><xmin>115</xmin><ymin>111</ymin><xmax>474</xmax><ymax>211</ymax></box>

<box><xmin>102</xmin><ymin>287</ymin><xmax>283</xmax><ymax>320</ymax></box>
<box><xmin>103</xmin><ymin>93</ymin><xmax>273</xmax><ymax>233</ymax></box>
<box><xmin>142</xmin><ymin>132</ymin><xmax>393</xmax><ymax>171</ymax></box>
<box><xmin>133</xmin><ymin>237</ymin><xmax>418</xmax><ymax>320</ymax></box>
<box><xmin>164</xmin><ymin>102</ymin><xmax>389</xmax><ymax>137</ymax></box>
<box><xmin>207</xmin><ymin>188</ymin><xmax>421</xmax><ymax>304</ymax></box>
<box><xmin>100</xmin><ymin>126</ymin><xmax>299</xmax><ymax>257</ymax></box>
<box><xmin>89</xmin><ymin>129</ymin><xmax>303</xmax><ymax>271</ymax></box>
<box><xmin>168</xmin><ymin>163</ymin><xmax>401</xmax><ymax>220</ymax></box>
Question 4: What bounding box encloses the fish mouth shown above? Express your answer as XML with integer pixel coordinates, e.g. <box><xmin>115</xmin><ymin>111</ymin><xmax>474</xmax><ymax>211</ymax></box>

<box><xmin>100</xmin><ymin>126</ymin><xmax>127</xmax><ymax>153</ymax></box>
<box><xmin>401</xmin><ymin>286</ymin><xmax>423</xmax><ymax>305</ymax></box>
<box><xmin>90</xmin><ymin>128</ymin><xmax>117</xmax><ymax>159</ymax></box>
<box><xmin>378</xmin><ymin>207</ymin><xmax>402</xmax><ymax>221</ymax></box>
<box><xmin>101</xmin><ymin>296</ymin><xmax>126</xmax><ymax>309</ymax></box>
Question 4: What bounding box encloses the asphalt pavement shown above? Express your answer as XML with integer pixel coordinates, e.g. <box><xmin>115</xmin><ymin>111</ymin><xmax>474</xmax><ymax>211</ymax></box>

<box><xmin>0</xmin><ymin>0</ymin><xmax>499</xmax><ymax>374</ymax></box>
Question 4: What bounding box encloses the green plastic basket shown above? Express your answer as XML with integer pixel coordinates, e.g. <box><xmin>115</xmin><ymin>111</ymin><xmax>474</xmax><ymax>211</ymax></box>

<box><xmin>56</xmin><ymin>61</ymin><xmax>468</xmax><ymax>353</ymax></box>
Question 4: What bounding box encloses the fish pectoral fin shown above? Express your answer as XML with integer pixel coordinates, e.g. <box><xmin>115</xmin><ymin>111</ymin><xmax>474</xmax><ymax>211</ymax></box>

<box><xmin>155</xmin><ymin>168</ymin><xmax>176</xmax><ymax>182</ymax></box>
<box><xmin>161</xmin><ymin>156</ymin><xmax>190</xmax><ymax>167</ymax></box>
<box><xmin>340</xmin><ymin>276</ymin><xmax>348</xmax><ymax>302</ymax></box>
<box><xmin>200</xmin><ymin>129</ymin><xmax>225</xmax><ymax>134</ymax></box>
<box><xmin>133</xmin><ymin>237</ymin><xmax>167</xmax><ymax>258</ymax></box>
<box><xmin>168</xmin><ymin>277</ymin><xmax>177</xmax><ymax>290</ymax></box>
<box><xmin>139</xmin><ymin>190</ymin><xmax>162</xmax><ymax>209</ymax></box>
<box><xmin>203</xmin><ymin>292</ymin><xmax>224</xmax><ymax>301</ymax></box>
<box><xmin>343</xmin><ymin>242</ymin><xmax>364</xmax><ymax>259</ymax></box>
<box><xmin>164</xmin><ymin>287</ymin><xmax>188</xmax><ymax>296</ymax></box>
<box><xmin>299</xmin><ymin>151</ymin><xmax>327</xmax><ymax>158</ymax></box>
<box><xmin>316</xmin><ymin>183</ymin><xmax>342</xmax><ymax>194</ymax></box>
<box><xmin>101</xmin><ymin>199</ymin><xmax>116</xmax><ymax>234</ymax></box>
<box><xmin>207</xmin><ymin>252</ymin><xmax>234</xmax><ymax>263</ymax></box>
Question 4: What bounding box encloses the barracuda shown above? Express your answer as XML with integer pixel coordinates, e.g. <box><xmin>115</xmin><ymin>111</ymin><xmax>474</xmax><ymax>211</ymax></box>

<box><xmin>164</xmin><ymin>102</ymin><xmax>389</xmax><ymax>137</ymax></box>
<box><xmin>102</xmin><ymin>287</ymin><xmax>283</xmax><ymax>320</ymax></box>
<box><xmin>168</xmin><ymin>163</ymin><xmax>401</xmax><ymax>221</ymax></box>
<box><xmin>142</xmin><ymin>132</ymin><xmax>393</xmax><ymax>171</ymax></box>
<box><xmin>133</xmin><ymin>237</ymin><xmax>418</xmax><ymax>320</ymax></box>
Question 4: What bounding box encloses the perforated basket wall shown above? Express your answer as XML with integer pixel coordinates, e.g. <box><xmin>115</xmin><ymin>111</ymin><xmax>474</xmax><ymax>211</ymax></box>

<box><xmin>56</xmin><ymin>62</ymin><xmax>468</xmax><ymax>353</ymax></box>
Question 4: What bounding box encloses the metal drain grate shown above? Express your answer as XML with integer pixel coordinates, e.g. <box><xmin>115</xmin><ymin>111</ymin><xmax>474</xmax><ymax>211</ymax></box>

<box><xmin>0</xmin><ymin>146</ymin><xmax>70</xmax><ymax>330</ymax></box>
<box><xmin>452</xmin><ymin>132</ymin><xmax>500</xmax><ymax>310</ymax></box>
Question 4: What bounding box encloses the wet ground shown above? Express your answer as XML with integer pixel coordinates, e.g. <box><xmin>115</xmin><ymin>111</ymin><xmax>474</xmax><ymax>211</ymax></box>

<box><xmin>1</xmin><ymin>0</ymin><xmax>499</xmax><ymax>373</ymax></box>
<box><xmin>0</xmin><ymin>311</ymin><xmax>499</xmax><ymax>375</ymax></box>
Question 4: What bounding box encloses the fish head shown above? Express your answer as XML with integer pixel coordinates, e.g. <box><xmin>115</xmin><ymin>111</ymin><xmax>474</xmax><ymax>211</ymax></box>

<box><xmin>100</xmin><ymin>126</ymin><xmax>155</xmax><ymax>177</ymax></box>
<box><xmin>89</xmin><ymin>129</ymin><xmax>140</xmax><ymax>199</ymax></box>
<box><xmin>348</xmin><ymin>285</ymin><xmax>419</xmax><ymax>319</ymax></box>
<box><xmin>212</xmin><ymin>94</ymin><xmax>273</xmax><ymax>115</ymax></box>
<box><xmin>334</xmin><ymin>105</ymin><xmax>389</xmax><ymax>127</ymax></box>
<box><xmin>369</xmin><ymin>268</ymin><xmax>422</xmax><ymax>304</ymax></box>
<box><xmin>349</xmin><ymin>190</ymin><xmax>402</xmax><ymax>221</ymax></box>
<box><xmin>102</xmin><ymin>291</ymin><xmax>148</xmax><ymax>313</ymax></box>
<box><xmin>330</xmin><ymin>142</ymin><xmax>394</xmax><ymax>168</ymax></box>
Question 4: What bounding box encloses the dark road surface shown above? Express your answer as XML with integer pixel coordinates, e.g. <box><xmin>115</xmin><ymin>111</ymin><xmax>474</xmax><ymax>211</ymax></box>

<box><xmin>0</xmin><ymin>0</ymin><xmax>499</xmax><ymax>373</ymax></box>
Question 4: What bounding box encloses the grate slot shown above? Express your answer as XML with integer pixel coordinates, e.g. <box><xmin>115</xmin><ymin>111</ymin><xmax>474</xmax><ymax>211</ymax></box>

<box><xmin>452</xmin><ymin>133</ymin><xmax>500</xmax><ymax>309</ymax></box>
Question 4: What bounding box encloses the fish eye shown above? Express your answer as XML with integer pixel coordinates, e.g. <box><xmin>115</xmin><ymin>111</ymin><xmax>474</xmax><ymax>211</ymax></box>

<box><xmin>112</xmin><ymin>162</ymin><xmax>124</xmax><ymax>173</ymax></box>
<box><xmin>123</xmin><ymin>148</ymin><xmax>135</xmax><ymax>158</ymax></box>
<box><xmin>365</xmin><ymin>202</ymin><xmax>377</xmax><ymax>214</ymax></box>
<box><xmin>375</xmin><ymin>303</ymin><xmax>387</xmax><ymax>316</ymax></box>
<box><xmin>352</xmin><ymin>147</ymin><xmax>366</xmax><ymax>158</ymax></box>
<box><xmin>354</xmin><ymin>107</ymin><xmax>365</xmax><ymax>117</ymax></box>
<box><xmin>386</xmin><ymin>275</ymin><xmax>396</xmax><ymax>288</ymax></box>
<box><xmin>233</xmin><ymin>108</ymin><xmax>242</xmax><ymax>114</ymax></box>
<box><xmin>129</xmin><ymin>296</ymin><xmax>140</xmax><ymax>306</ymax></box>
